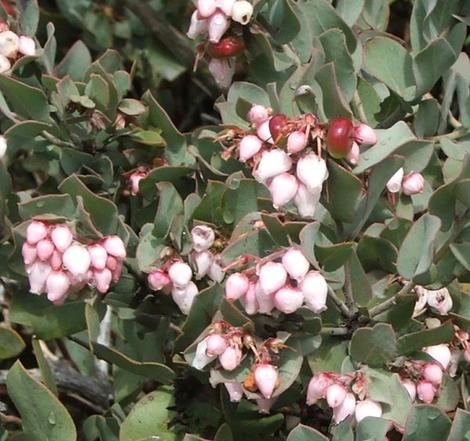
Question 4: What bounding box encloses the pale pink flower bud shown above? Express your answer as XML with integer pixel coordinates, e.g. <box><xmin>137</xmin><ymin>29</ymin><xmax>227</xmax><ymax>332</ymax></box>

<box><xmin>168</xmin><ymin>261</ymin><xmax>193</xmax><ymax>289</ymax></box>
<box><xmin>50</xmin><ymin>250</ymin><xmax>62</xmax><ymax>271</ymax></box>
<box><xmin>22</xmin><ymin>242</ymin><xmax>37</xmax><ymax>265</ymax></box>
<box><xmin>129</xmin><ymin>171</ymin><xmax>146</xmax><ymax>196</ymax></box>
<box><xmin>464</xmin><ymin>347</ymin><xmax>470</xmax><ymax>363</ymax></box>
<box><xmin>254</xmin><ymin>364</ymin><xmax>278</xmax><ymax>399</ymax></box>
<box><xmin>88</xmin><ymin>244</ymin><xmax>108</xmax><ymax>270</ymax></box>
<box><xmin>423</xmin><ymin>363</ymin><xmax>443</xmax><ymax>386</ymax></box>
<box><xmin>326</xmin><ymin>384</ymin><xmax>347</xmax><ymax>408</ymax></box>
<box><xmin>46</xmin><ymin>270</ymin><xmax>71</xmax><ymax>303</ymax></box>
<box><xmin>27</xmin><ymin>261</ymin><xmax>52</xmax><ymax>294</ymax></box>
<box><xmin>50</xmin><ymin>225</ymin><xmax>73</xmax><ymax>252</ymax></box>
<box><xmin>208</xmin><ymin>57</ymin><xmax>235</xmax><ymax>88</ymax></box>
<box><xmin>269</xmin><ymin>173</ymin><xmax>298</xmax><ymax>208</ymax></box>
<box><xmin>171</xmin><ymin>281</ymin><xmax>199</xmax><ymax>315</ymax></box>
<box><xmin>208</xmin><ymin>259</ymin><xmax>225</xmax><ymax>283</ymax></box>
<box><xmin>224</xmin><ymin>382</ymin><xmax>244</xmax><ymax>402</ymax></box>
<box><xmin>239</xmin><ymin>135</ymin><xmax>263</xmax><ymax>162</ymax></box>
<box><xmin>62</xmin><ymin>243</ymin><xmax>91</xmax><ymax>278</ymax></box>
<box><xmin>256</xmin><ymin>119</ymin><xmax>274</xmax><ymax>144</ymax></box>
<box><xmin>206</xmin><ymin>334</ymin><xmax>228</xmax><ymax>356</ymax></box>
<box><xmin>106</xmin><ymin>255</ymin><xmax>118</xmax><ymax>271</ymax></box>
<box><xmin>0</xmin><ymin>54</ymin><xmax>10</xmax><ymax>73</ymax></box>
<box><xmin>401</xmin><ymin>378</ymin><xmax>416</xmax><ymax>401</ymax></box>
<box><xmin>219</xmin><ymin>345</ymin><xmax>242</xmax><ymax>371</ymax></box>
<box><xmin>0</xmin><ymin>23</ymin><xmax>7</xmax><ymax>33</ymax></box>
<box><xmin>18</xmin><ymin>36</ymin><xmax>35</xmax><ymax>56</ymax></box>
<box><xmin>187</xmin><ymin>10</ymin><xmax>208</xmax><ymax>39</ymax></box>
<box><xmin>216</xmin><ymin>0</ymin><xmax>235</xmax><ymax>15</ymax></box>
<box><xmin>354</xmin><ymin>123</ymin><xmax>377</xmax><ymax>145</ymax></box>
<box><xmin>282</xmin><ymin>248</ymin><xmax>310</xmax><ymax>282</ymax></box>
<box><xmin>247</xmin><ymin>105</ymin><xmax>269</xmax><ymax>127</ymax></box>
<box><xmin>148</xmin><ymin>269</ymin><xmax>171</xmax><ymax>291</ymax></box>
<box><xmin>346</xmin><ymin>141</ymin><xmax>360</xmax><ymax>165</ymax></box>
<box><xmin>0</xmin><ymin>135</ymin><xmax>7</xmax><ymax>159</ymax></box>
<box><xmin>301</xmin><ymin>271</ymin><xmax>328</xmax><ymax>313</ymax></box>
<box><xmin>208</xmin><ymin>11</ymin><xmax>230</xmax><ymax>43</ymax></box>
<box><xmin>231</xmin><ymin>0</ymin><xmax>253</xmax><ymax>24</ymax></box>
<box><xmin>386</xmin><ymin>167</ymin><xmax>404</xmax><ymax>193</ymax></box>
<box><xmin>241</xmin><ymin>282</ymin><xmax>258</xmax><ymax>315</ymax></box>
<box><xmin>254</xmin><ymin>149</ymin><xmax>292</xmax><ymax>183</ymax></box>
<box><xmin>296</xmin><ymin>153</ymin><xmax>328</xmax><ymax>192</ymax></box>
<box><xmin>402</xmin><ymin>171</ymin><xmax>424</xmax><ymax>195</ymax></box>
<box><xmin>193</xmin><ymin>250</ymin><xmax>214</xmax><ymax>279</ymax></box>
<box><xmin>287</xmin><ymin>130</ymin><xmax>308</xmax><ymax>154</ymax></box>
<box><xmin>307</xmin><ymin>373</ymin><xmax>333</xmax><ymax>405</ymax></box>
<box><xmin>425</xmin><ymin>344</ymin><xmax>451</xmax><ymax>370</ymax></box>
<box><xmin>294</xmin><ymin>184</ymin><xmax>321</xmax><ymax>218</ymax></box>
<box><xmin>258</xmin><ymin>262</ymin><xmax>287</xmax><ymax>295</ymax></box>
<box><xmin>111</xmin><ymin>261</ymin><xmax>123</xmax><ymax>283</ymax></box>
<box><xmin>426</xmin><ymin>288</ymin><xmax>453</xmax><ymax>315</ymax></box>
<box><xmin>255</xmin><ymin>282</ymin><xmax>274</xmax><ymax>314</ymax></box>
<box><xmin>273</xmin><ymin>286</ymin><xmax>304</xmax><ymax>314</ymax></box>
<box><xmin>93</xmin><ymin>268</ymin><xmax>113</xmax><ymax>294</ymax></box>
<box><xmin>225</xmin><ymin>272</ymin><xmax>249</xmax><ymax>301</ymax></box>
<box><xmin>103</xmin><ymin>235</ymin><xmax>126</xmax><ymax>259</ymax></box>
<box><xmin>416</xmin><ymin>380</ymin><xmax>436</xmax><ymax>404</ymax></box>
<box><xmin>0</xmin><ymin>31</ymin><xmax>18</xmax><ymax>58</ymax></box>
<box><xmin>191</xmin><ymin>225</ymin><xmax>215</xmax><ymax>252</ymax></box>
<box><xmin>197</xmin><ymin>0</ymin><xmax>217</xmax><ymax>18</ymax></box>
<box><xmin>36</xmin><ymin>239</ymin><xmax>55</xmax><ymax>262</ymax></box>
<box><xmin>192</xmin><ymin>337</ymin><xmax>217</xmax><ymax>370</ymax></box>
<box><xmin>333</xmin><ymin>392</ymin><xmax>356</xmax><ymax>424</ymax></box>
<box><xmin>26</xmin><ymin>221</ymin><xmax>48</xmax><ymax>245</ymax></box>
<box><xmin>354</xmin><ymin>399</ymin><xmax>382</xmax><ymax>423</ymax></box>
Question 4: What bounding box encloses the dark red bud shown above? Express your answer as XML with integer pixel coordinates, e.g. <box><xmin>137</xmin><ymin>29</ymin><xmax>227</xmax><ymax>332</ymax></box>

<box><xmin>208</xmin><ymin>36</ymin><xmax>245</xmax><ymax>59</ymax></box>
<box><xmin>326</xmin><ymin>117</ymin><xmax>354</xmax><ymax>159</ymax></box>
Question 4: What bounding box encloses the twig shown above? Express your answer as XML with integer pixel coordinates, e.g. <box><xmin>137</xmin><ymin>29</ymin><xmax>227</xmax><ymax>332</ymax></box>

<box><xmin>320</xmin><ymin>327</ymin><xmax>349</xmax><ymax>336</ymax></box>
<box><xmin>0</xmin><ymin>362</ymin><xmax>112</xmax><ymax>411</ymax></box>
<box><xmin>343</xmin><ymin>263</ymin><xmax>355</xmax><ymax>312</ymax></box>
<box><xmin>328</xmin><ymin>286</ymin><xmax>353</xmax><ymax>319</ymax></box>
<box><xmin>369</xmin><ymin>281</ymin><xmax>415</xmax><ymax>317</ymax></box>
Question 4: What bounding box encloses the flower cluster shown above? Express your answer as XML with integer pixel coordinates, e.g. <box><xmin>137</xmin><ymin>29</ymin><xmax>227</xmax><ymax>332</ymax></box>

<box><xmin>413</xmin><ymin>286</ymin><xmax>453</xmax><ymax>316</ymax></box>
<box><xmin>307</xmin><ymin>372</ymin><xmax>382</xmax><ymax>425</ymax></box>
<box><xmin>399</xmin><ymin>344</ymin><xmax>452</xmax><ymax>404</ymax></box>
<box><xmin>386</xmin><ymin>168</ymin><xmax>425</xmax><ymax>196</ymax></box>
<box><xmin>191</xmin><ymin>322</ymin><xmax>284</xmax><ymax>401</ymax></box>
<box><xmin>0</xmin><ymin>24</ymin><xmax>36</xmax><ymax>73</ymax></box>
<box><xmin>225</xmin><ymin>248</ymin><xmax>328</xmax><ymax>315</ymax></box>
<box><xmin>187</xmin><ymin>0</ymin><xmax>253</xmax><ymax>87</ymax></box>
<box><xmin>147</xmin><ymin>225</ymin><xmax>224</xmax><ymax>315</ymax></box>
<box><xmin>22</xmin><ymin>221</ymin><xmax>126</xmax><ymax>304</ymax></box>
<box><xmin>219</xmin><ymin>106</ymin><xmax>377</xmax><ymax>217</ymax></box>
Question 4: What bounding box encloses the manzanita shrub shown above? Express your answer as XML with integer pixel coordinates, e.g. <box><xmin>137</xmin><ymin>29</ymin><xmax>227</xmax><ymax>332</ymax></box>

<box><xmin>0</xmin><ymin>0</ymin><xmax>469</xmax><ymax>440</ymax></box>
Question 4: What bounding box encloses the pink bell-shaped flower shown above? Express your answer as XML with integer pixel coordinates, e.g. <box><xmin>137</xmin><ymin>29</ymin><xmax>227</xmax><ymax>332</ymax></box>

<box><xmin>301</xmin><ymin>271</ymin><xmax>328</xmax><ymax>313</ymax></box>
<box><xmin>273</xmin><ymin>286</ymin><xmax>304</xmax><ymax>314</ymax></box>
<box><xmin>353</xmin><ymin>123</ymin><xmax>377</xmax><ymax>145</ymax></box>
<box><xmin>307</xmin><ymin>373</ymin><xmax>333</xmax><ymax>405</ymax></box>
<box><xmin>219</xmin><ymin>345</ymin><xmax>242</xmax><ymax>371</ymax></box>
<box><xmin>50</xmin><ymin>225</ymin><xmax>73</xmax><ymax>252</ymax></box>
<box><xmin>46</xmin><ymin>270</ymin><xmax>71</xmax><ymax>303</ymax></box>
<box><xmin>88</xmin><ymin>244</ymin><xmax>108</xmax><ymax>270</ymax></box>
<box><xmin>225</xmin><ymin>272</ymin><xmax>249</xmax><ymax>301</ymax></box>
<box><xmin>26</xmin><ymin>220</ymin><xmax>48</xmax><ymax>245</ymax></box>
<box><xmin>258</xmin><ymin>262</ymin><xmax>287</xmax><ymax>295</ymax></box>
<box><xmin>191</xmin><ymin>225</ymin><xmax>215</xmax><ymax>252</ymax></box>
<box><xmin>168</xmin><ymin>261</ymin><xmax>193</xmax><ymax>289</ymax></box>
<box><xmin>247</xmin><ymin>105</ymin><xmax>270</xmax><ymax>127</ymax></box>
<box><xmin>206</xmin><ymin>334</ymin><xmax>228</xmax><ymax>356</ymax></box>
<box><xmin>103</xmin><ymin>235</ymin><xmax>126</xmax><ymax>259</ymax></box>
<box><xmin>239</xmin><ymin>135</ymin><xmax>263</xmax><ymax>162</ymax></box>
<box><xmin>269</xmin><ymin>173</ymin><xmax>298</xmax><ymax>208</ymax></box>
<box><xmin>402</xmin><ymin>171</ymin><xmax>424</xmax><ymax>195</ymax></box>
<box><xmin>148</xmin><ymin>269</ymin><xmax>171</xmax><ymax>291</ymax></box>
<box><xmin>326</xmin><ymin>384</ymin><xmax>347</xmax><ymax>408</ymax></box>
<box><xmin>287</xmin><ymin>130</ymin><xmax>308</xmax><ymax>154</ymax></box>
<box><xmin>36</xmin><ymin>239</ymin><xmax>55</xmax><ymax>262</ymax></box>
<box><xmin>254</xmin><ymin>364</ymin><xmax>278</xmax><ymax>399</ymax></box>
<box><xmin>282</xmin><ymin>248</ymin><xmax>310</xmax><ymax>282</ymax></box>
